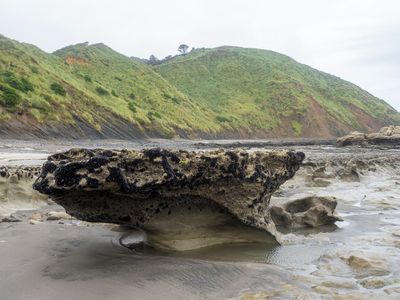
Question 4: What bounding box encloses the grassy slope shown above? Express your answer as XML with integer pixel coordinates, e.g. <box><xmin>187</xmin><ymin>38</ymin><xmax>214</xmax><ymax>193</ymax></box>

<box><xmin>154</xmin><ymin>46</ymin><xmax>400</xmax><ymax>137</ymax></box>
<box><xmin>0</xmin><ymin>35</ymin><xmax>220</xmax><ymax>138</ymax></box>
<box><xmin>0</xmin><ymin>36</ymin><xmax>398</xmax><ymax>139</ymax></box>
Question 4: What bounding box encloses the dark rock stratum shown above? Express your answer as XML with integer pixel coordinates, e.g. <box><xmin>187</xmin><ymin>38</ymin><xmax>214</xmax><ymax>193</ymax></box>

<box><xmin>33</xmin><ymin>148</ymin><xmax>305</xmax><ymax>250</ymax></box>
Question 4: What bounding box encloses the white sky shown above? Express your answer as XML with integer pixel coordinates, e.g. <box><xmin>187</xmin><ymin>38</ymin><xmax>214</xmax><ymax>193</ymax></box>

<box><xmin>1</xmin><ymin>0</ymin><xmax>399</xmax><ymax>110</ymax></box>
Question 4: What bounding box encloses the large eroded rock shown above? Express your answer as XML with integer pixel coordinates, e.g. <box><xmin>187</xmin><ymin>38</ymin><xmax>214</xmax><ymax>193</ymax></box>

<box><xmin>337</xmin><ymin>126</ymin><xmax>400</xmax><ymax>147</ymax></box>
<box><xmin>270</xmin><ymin>196</ymin><xmax>341</xmax><ymax>228</ymax></box>
<box><xmin>33</xmin><ymin>148</ymin><xmax>304</xmax><ymax>250</ymax></box>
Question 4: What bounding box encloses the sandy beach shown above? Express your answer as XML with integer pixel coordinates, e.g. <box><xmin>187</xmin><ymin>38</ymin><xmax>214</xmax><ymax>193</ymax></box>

<box><xmin>1</xmin><ymin>140</ymin><xmax>400</xmax><ymax>299</ymax></box>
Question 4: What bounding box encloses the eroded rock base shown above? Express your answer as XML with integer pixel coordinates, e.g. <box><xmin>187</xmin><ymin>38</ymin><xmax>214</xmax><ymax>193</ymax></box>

<box><xmin>54</xmin><ymin>191</ymin><xmax>277</xmax><ymax>250</ymax></box>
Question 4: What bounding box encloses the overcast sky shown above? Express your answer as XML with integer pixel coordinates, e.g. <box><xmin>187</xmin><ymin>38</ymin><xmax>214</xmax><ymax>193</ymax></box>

<box><xmin>1</xmin><ymin>0</ymin><xmax>399</xmax><ymax>110</ymax></box>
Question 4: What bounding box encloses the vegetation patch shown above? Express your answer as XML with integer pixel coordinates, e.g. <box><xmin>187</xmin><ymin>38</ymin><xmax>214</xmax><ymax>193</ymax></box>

<box><xmin>96</xmin><ymin>86</ymin><xmax>109</xmax><ymax>96</ymax></box>
<box><xmin>0</xmin><ymin>85</ymin><xmax>22</xmax><ymax>108</ymax></box>
<box><xmin>128</xmin><ymin>101</ymin><xmax>136</xmax><ymax>113</ymax></box>
<box><xmin>83</xmin><ymin>75</ymin><xmax>92</xmax><ymax>82</ymax></box>
<box><xmin>3</xmin><ymin>71</ymin><xmax>34</xmax><ymax>93</ymax></box>
<box><xmin>216</xmin><ymin>115</ymin><xmax>230</xmax><ymax>123</ymax></box>
<box><xmin>50</xmin><ymin>83</ymin><xmax>66</xmax><ymax>96</ymax></box>
<box><xmin>291</xmin><ymin>120</ymin><xmax>302</xmax><ymax>135</ymax></box>
<box><xmin>147</xmin><ymin>111</ymin><xmax>161</xmax><ymax>120</ymax></box>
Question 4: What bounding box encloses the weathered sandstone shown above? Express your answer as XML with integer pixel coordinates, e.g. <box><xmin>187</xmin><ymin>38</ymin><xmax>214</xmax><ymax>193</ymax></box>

<box><xmin>33</xmin><ymin>148</ymin><xmax>305</xmax><ymax>250</ymax></box>
<box><xmin>270</xmin><ymin>196</ymin><xmax>341</xmax><ymax>228</ymax></box>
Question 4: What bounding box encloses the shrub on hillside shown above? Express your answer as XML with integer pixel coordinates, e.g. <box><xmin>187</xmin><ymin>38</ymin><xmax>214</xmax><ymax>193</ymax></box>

<box><xmin>163</xmin><ymin>92</ymin><xmax>172</xmax><ymax>100</ymax></box>
<box><xmin>129</xmin><ymin>93</ymin><xmax>136</xmax><ymax>100</ymax></box>
<box><xmin>163</xmin><ymin>92</ymin><xmax>179</xmax><ymax>103</ymax></box>
<box><xmin>83</xmin><ymin>75</ymin><xmax>92</xmax><ymax>83</ymax></box>
<box><xmin>111</xmin><ymin>90</ymin><xmax>118</xmax><ymax>97</ymax></box>
<box><xmin>20</xmin><ymin>78</ymin><xmax>34</xmax><ymax>92</ymax></box>
<box><xmin>216</xmin><ymin>115</ymin><xmax>230</xmax><ymax>122</ymax></box>
<box><xmin>50</xmin><ymin>83</ymin><xmax>66</xmax><ymax>96</ymax></box>
<box><xmin>42</xmin><ymin>94</ymin><xmax>53</xmax><ymax>102</ymax></box>
<box><xmin>30</xmin><ymin>66</ymin><xmax>39</xmax><ymax>74</ymax></box>
<box><xmin>0</xmin><ymin>85</ymin><xmax>22</xmax><ymax>108</ymax></box>
<box><xmin>3</xmin><ymin>71</ymin><xmax>21</xmax><ymax>89</ymax></box>
<box><xmin>147</xmin><ymin>111</ymin><xmax>161</xmax><ymax>120</ymax></box>
<box><xmin>128</xmin><ymin>101</ymin><xmax>136</xmax><ymax>113</ymax></box>
<box><xmin>96</xmin><ymin>86</ymin><xmax>109</xmax><ymax>96</ymax></box>
<box><xmin>171</xmin><ymin>96</ymin><xmax>180</xmax><ymax>104</ymax></box>
<box><xmin>291</xmin><ymin>120</ymin><xmax>302</xmax><ymax>135</ymax></box>
<box><xmin>3</xmin><ymin>71</ymin><xmax>34</xmax><ymax>93</ymax></box>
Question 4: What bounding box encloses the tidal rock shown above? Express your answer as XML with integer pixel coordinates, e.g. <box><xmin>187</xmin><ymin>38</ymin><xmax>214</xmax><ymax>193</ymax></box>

<box><xmin>29</xmin><ymin>219</ymin><xmax>42</xmax><ymax>225</ymax></box>
<box><xmin>33</xmin><ymin>148</ymin><xmax>304</xmax><ymax>250</ymax></box>
<box><xmin>337</xmin><ymin>125</ymin><xmax>400</xmax><ymax>147</ymax></box>
<box><xmin>30</xmin><ymin>212</ymin><xmax>43</xmax><ymax>221</ymax></box>
<box><xmin>0</xmin><ymin>166</ymin><xmax>48</xmax><ymax>216</ymax></box>
<box><xmin>360</xmin><ymin>278</ymin><xmax>386</xmax><ymax>289</ymax></box>
<box><xmin>0</xmin><ymin>214</ymin><xmax>22</xmax><ymax>223</ymax></box>
<box><xmin>384</xmin><ymin>285</ymin><xmax>400</xmax><ymax>295</ymax></box>
<box><xmin>342</xmin><ymin>253</ymin><xmax>390</xmax><ymax>278</ymax></box>
<box><xmin>270</xmin><ymin>196</ymin><xmax>341</xmax><ymax>228</ymax></box>
<box><xmin>46</xmin><ymin>211</ymin><xmax>73</xmax><ymax>221</ymax></box>
<box><xmin>119</xmin><ymin>230</ymin><xmax>146</xmax><ymax>250</ymax></box>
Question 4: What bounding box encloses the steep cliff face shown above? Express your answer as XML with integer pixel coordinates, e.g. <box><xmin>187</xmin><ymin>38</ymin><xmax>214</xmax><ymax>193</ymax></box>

<box><xmin>33</xmin><ymin>148</ymin><xmax>305</xmax><ymax>249</ymax></box>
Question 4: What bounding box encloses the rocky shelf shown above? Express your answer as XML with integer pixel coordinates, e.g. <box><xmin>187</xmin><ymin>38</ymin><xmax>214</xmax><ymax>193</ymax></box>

<box><xmin>337</xmin><ymin>125</ymin><xmax>400</xmax><ymax>147</ymax></box>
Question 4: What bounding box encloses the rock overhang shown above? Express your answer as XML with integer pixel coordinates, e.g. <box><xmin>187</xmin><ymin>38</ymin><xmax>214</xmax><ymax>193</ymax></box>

<box><xmin>33</xmin><ymin>148</ymin><xmax>305</xmax><ymax>249</ymax></box>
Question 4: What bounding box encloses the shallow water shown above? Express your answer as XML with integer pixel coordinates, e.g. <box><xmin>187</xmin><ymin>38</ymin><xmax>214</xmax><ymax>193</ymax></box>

<box><xmin>1</xmin><ymin>140</ymin><xmax>400</xmax><ymax>299</ymax></box>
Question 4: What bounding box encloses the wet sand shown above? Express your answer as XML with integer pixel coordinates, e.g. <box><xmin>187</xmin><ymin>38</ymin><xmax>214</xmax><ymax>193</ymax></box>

<box><xmin>0</xmin><ymin>218</ymin><xmax>296</xmax><ymax>300</ymax></box>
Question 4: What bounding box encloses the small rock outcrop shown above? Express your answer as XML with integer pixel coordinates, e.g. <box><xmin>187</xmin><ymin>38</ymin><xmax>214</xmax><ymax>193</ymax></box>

<box><xmin>270</xmin><ymin>196</ymin><xmax>341</xmax><ymax>228</ymax></box>
<box><xmin>337</xmin><ymin>126</ymin><xmax>400</xmax><ymax>147</ymax></box>
<box><xmin>33</xmin><ymin>148</ymin><xmax>305</xmax><ymax>250</ymax></box>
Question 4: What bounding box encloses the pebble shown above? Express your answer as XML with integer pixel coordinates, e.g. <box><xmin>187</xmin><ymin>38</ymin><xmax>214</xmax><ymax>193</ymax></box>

<box><xmin>360</xmin><ymin>278</ymin><xmax>386</xmax><ymax>289</ymax></box>
<box><xmin>312</xmin><ymin>285</ymin><xmax>331</xmax><ymax>294</ymax></box>
<box><xmin>30</xmin><ymin>212</ymin><xmax>42</xmax><ymax>221</ymax></box>
<box><xmin>29</xmin><ymin>219</ymin><xmax>42</xmax><ymax>225</ymax></box>
<box><xmin>321</xmin><ymin>280</ymin><xmax>357</xmax><ymax>289</ymax></box>
<box><xmin>384</xmin><ymin>285</ymin><xmax>400</xmax><ymax>295</ymax></box>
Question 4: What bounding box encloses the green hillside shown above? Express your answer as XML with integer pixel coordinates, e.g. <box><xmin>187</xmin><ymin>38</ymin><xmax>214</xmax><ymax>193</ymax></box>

<box><xmin>154</xmin><ymin>46</ymin><xmax>400</xmax><ymax>137</ymax></box>
<box><xmin>0</xmin><ymin>35</ymin><xmax>398</xmax><ymax>139</ymax></box>
<box><xmin>0</xmin><ymin>35</ymin><xmax>219</xmax><ymax>138</ymax></box>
